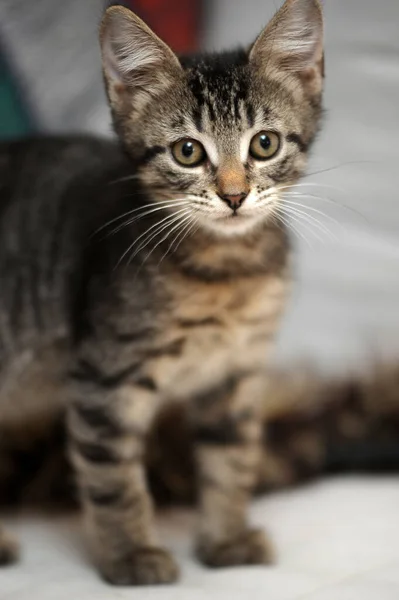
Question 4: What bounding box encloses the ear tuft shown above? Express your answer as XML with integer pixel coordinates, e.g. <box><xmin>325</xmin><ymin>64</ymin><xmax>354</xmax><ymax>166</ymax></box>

<box><xmin>250</xmin><ymin>0</ymin><xmax>324</xmax><ymax>75</ymax></box>
<box><xmin>100</xmin><ymin>6</ymin><xmax>181</xmax><ymax>110</ymax></box>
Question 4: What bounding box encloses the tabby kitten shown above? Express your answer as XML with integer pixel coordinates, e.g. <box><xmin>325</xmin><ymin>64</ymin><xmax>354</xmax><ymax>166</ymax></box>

<box><xmin>0</xmin><ymin>0</ymin><xmax>324</xmax><ymax>586</ymax></box>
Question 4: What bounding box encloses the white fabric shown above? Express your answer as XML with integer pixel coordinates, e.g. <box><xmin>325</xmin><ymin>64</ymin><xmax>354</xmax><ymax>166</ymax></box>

<box><xmin>3</xmin><ymin>478</ymin><xmax>399</xmax><ymax>599</ymax></box>
<box><xmin>2</xmin><ymin>1</ymin><xmax>399</xmax><ymax>598</ymax></box>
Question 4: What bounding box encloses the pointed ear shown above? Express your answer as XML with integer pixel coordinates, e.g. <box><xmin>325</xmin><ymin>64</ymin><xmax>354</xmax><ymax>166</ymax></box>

<box><xmin>100</xmin><ymin>6</ymin><xmax>182</xmax><ymax>113</ymax></box>
<box><xmin>249</xmin><ymin>0</ymin><xmax>324</xmax><ymax>94</ymax></box>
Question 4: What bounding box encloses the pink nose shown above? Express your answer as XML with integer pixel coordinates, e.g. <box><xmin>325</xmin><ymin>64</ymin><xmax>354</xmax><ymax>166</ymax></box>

<box><xmin>220</xmin><ymin>193</ymin><xmax>248</xmax><ymax>210</ymax></box>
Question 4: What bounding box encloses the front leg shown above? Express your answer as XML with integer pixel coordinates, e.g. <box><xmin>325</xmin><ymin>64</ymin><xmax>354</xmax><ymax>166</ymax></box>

<box><xmin>192</xmin><ymin>374</ymin><xmax>274</xmax><ymax>568</ymax></box>
<box><xmin>68</xmin><ymin>369</ymin><xmax>178</xmax><ymax>586</ymax></box>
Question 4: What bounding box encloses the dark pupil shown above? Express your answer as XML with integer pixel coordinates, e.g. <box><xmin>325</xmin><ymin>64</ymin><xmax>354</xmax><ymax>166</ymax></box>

<box><xmin>259</xmin><ymin>134</ymin><xmax>271</xmax><ymax>150</ymax></box>
<box><xmin>182</xmin><ymin>142</ymin><xmax>194</xmax><ymax>158</ymax></box>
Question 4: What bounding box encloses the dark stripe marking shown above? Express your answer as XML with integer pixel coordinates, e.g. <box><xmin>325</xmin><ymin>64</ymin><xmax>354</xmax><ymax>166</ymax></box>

<box><xmin>101</xmin><ymin>364</ymin><xmax>141</xmax><ymax>388</ymax></box>
<box><xmin>192</xmin><ymin>107</ymin><xmax>203</xmax><ymax>132</ymax></box>
<box><xmin>195</xmin><ymin>423</ymin><xmax>242</xmax><ymax>445</ymax></box>
<box><xmin>146</xmin><ymin>338</ymin><xmax>185</xmax><ymax>359</ymax></box>
<box><xmin>193</xmin><ymin>374</ymin><xmax>248</xmax><ymax>410</ymax></box>
<box><xmin>262</xmin><ymin>107</ymin><xmax>271</xmax><ymax>121</ymax></box>
<box><xmin>114</xmin><ymin>328</ymin><xmax>153</xmax><ymax>344</ymax></box>
<box><xmin>194</xmin><ymin>411</ymin><xmax>253</xmax><ymax>446</ymax></box>
<box><xmin>74</xmin><ymin>441</ymin><xmax>120</xmax><ymax>465</ymax></box>
<box><xmin>137</xmin><ymin>145</ymin><xmax>166</xmax><ymax>166</ymax></box>
<box><xmin>70</xmin><ymin>359</ymin><xmax>101</xmax><ymax>383</ymax></box>
<box><xmin>286</xmin><ymin>133</ymin><xmax>308</xmax><ymax>153</ymax></box>
<box><xmin>246</xmin><ymin>103</ymin><xmax>255</xmax><ymax>128</ymax></box>
<box><xmin>172</xmin><ymin>116</ymin><xmax>185</xmax><ymax>129</ymax></box>
<box><xmin>135</xmin><ymin>376</ymin><xmax>157</xmax><ymax>391</ymax></box>
<box><xmin>73</xmin><ymin>404</ymin><xmax>123</xmax><ymax>437</ymax></box>
<box><xmin>70</xmin><ymin>359</ymin><xmax>140</xmax><ymax>389</ymax></box>
<box><xmin>268</xmin><ymin>156</ymin><xmax>291</xmax><ymax>183</ymax></box>
<box><xmin>178</xmin><ymin>317</ymin><xmax>221</xmax><ymax>328</ymax></box>
<box><xmin>87</xmin><ymin>485</ymin><xmax>125</xmax><ymax>506</ymax></box>
<box><xmin>199</xmin><ymin>474</ymin><xmax>252</xmax><ymax>495</ymax></box>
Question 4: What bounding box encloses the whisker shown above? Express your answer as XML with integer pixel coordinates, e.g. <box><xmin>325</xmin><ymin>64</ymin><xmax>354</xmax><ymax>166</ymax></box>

<box><xmin>281</xmin><ymin>198</ymin><xmax>344</xmax><ymax>229</ymax></box>
<box><xmin>277</xmin><ymin>206</ymin><xmax>327</xmax><ymax>244</ymax></box>
<box><xmin>162</xmin><ymin>216</ymin><xmax>195</xmax><ymax>262</ymax></box>
<box><xmin>128</xmin><ymin>210</ymin><xmax>192</xmax><ymax>265</ymax></box>
<box><xmin>303</xmin><ymin>159</ymin><xmax>377</xmax><ymax>180</ymax></box>
<box><xmin>135</xmin><ymin>212</ymin><xmax>193</xmax><ymax>272</ymax></box>
<box><xmin>93</xmin><ymin>199</ymin><xmax>190</xmax><ymax>237</ymax></box>
<box><xmin>156</xmin><ymin>214</ymin><xmax>195</xmax><ymax>266</ymax></box>
<box><xmin>282</xmin><ymin>191</ymin><xmax>369</xmax><ymax>223</ymax></box>
<box><xmin>277</xmin><ymin>182</ymin><xmax>346</xmax><ymax>195</ymax></box>
<box><xmin>271</xmin><ymin>206</ymin><xmax>313</xmax><ymax>249</ymax></box>
<box><xmin>174</xmin><ymin>217</ymin><xmax>199</xmax><ymax>254</ymax></box>
<box><xmin>107</xmin><ymin>201</ymin><xmax>190</xmax><ymax>237</ymax></box>
<box><xmin>108</xmin><ymin>173</ymin><xmax>142</xmax><ymax>185</ymax></box>
<box><xmin>282</xmin><ymin>205</ymin><xmax>339</xmax><ymax>242</ymax></box>
<box><xmin>116</xmin><ymin>208</ymin><xmax>189</xmax><ymax>268</ymax></box>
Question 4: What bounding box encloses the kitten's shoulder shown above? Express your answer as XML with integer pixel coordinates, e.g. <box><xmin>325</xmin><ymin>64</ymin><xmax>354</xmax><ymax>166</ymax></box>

<box><xmin>0</xmin><ymin>134</ymin><xmax>124</xmax><ymax>171</ymax></box>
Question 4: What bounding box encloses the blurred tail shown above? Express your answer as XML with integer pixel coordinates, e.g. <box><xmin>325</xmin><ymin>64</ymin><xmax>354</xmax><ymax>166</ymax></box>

<box><xmin>257</xmin><ymin>364</ymin><xmax>399</xmax><ymax>491</ymax></box>
<box><xmin>148</xmin><ymin>363</ymin><xmax>399</xmax><ymax>503</ymax></box>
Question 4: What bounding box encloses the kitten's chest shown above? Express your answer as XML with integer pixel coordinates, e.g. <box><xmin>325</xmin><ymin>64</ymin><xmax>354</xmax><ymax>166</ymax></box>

<box><xmin>149</xmin><ymin>273</ymin><xmax>287</xmax><ymax>400</ymax></box>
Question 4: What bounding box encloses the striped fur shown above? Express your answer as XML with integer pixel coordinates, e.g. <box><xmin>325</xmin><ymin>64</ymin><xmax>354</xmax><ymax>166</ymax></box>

<box><xmin>3</xmin><ymin>364</ymin><xmax>399</xmax><ymax>505</ymax></box>
<box><xmin>147</xmin><ymin>364</ymin><xmax>399</xmax><ymax>502</ymax></box>
<box><xmin>0</xmin><ymin>0</ymin><xmax>324</xmax><ymax>586</ymax></box>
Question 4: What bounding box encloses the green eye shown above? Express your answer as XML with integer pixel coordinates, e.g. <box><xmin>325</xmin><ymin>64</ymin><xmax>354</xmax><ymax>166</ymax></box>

<box><xmin>249</xmin><ymin>131</ymin><xmax>280</xmax><ymax>160</ymax></box>
<box><xmin>172</xmin><ymin>139</ymin><xmax>206</xmax><ymax>167</ymax></box>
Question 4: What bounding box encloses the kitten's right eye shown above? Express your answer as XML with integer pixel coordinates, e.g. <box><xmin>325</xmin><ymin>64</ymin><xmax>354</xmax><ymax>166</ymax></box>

<box><xmin>172</xmin><ymin>139</ymin><xmax>206</xmax><ymax>167</ymax></box>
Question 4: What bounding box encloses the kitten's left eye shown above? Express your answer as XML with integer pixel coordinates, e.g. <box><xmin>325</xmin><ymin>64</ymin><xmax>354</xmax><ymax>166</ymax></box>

<box><xmin>172</xmin><ymin>139</ymin><xmax>206</xmax><ymax>167</ymax></box>
<box><xmin>249</xmin><ymin>131</ymin><xmax>280</xmax><ymax>160</ymax></box>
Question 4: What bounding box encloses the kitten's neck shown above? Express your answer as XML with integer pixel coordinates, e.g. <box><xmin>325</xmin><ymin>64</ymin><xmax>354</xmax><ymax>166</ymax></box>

<box><xmin>169</xmin><ymin>221</ymin><xmax>290</xmax><ymax>281</ymax></box>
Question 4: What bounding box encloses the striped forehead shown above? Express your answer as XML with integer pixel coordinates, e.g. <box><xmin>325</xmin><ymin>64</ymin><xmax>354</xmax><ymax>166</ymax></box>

<box><xmin>184</xmin><ymin>50</ymin><xmax>252</xmax><ymax>132</ymax></box>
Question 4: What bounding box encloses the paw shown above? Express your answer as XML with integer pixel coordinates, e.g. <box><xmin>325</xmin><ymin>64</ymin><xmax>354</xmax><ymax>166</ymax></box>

<box><xmin>196</xmin><ymin>528</ymin><xmax>275</xmax><ymax>568</ymax></box>
<box><xmin>0</xmin><ymin>534</ymin><xmax>20</xmax><ymax>567</ymax></box>
<box><xmin>99</xmin><ymin>547</ymin><xmax>179</xmax><ymax>586</ymax></box>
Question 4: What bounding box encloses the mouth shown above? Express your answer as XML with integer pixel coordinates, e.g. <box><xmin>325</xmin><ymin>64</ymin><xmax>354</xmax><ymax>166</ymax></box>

<box><xmin>218</xmin><ymin>212</ymin><xmax>252</xmax><ymax>222</ymax></box>
<box><xmin>217</xmin><ymin>211</ymin><xmax>264</xmax><ymax>228</ymax></box>
<box><xmin>203</xmin><ymin>212</ymin><xmax>262</xmax><ymax>237</ymax></box>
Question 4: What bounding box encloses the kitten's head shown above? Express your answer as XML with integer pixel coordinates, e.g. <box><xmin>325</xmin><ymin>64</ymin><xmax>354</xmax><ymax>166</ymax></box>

<box><xmin>100</xmin><ymin>0</ymin><xmax>324</xmax><ymax>238</ymax></box>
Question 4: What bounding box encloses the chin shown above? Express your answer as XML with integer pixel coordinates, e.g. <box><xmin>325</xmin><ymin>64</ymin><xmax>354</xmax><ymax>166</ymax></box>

<box><xmin>199</xmin><ymin>213</ymin><xmax>267</xmax><ymax>238</ymax></box>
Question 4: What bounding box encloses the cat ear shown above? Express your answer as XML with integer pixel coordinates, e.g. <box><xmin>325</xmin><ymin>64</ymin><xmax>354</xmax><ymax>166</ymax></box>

<box><xmin>249</xmin><ymin>0</ymin><xmax>324</xmax><ymax>90</ymax></box>
<box><xmin>100</xmin><ymin>6</ymin><xmax>182</xmax><ymax>112</ymax></box>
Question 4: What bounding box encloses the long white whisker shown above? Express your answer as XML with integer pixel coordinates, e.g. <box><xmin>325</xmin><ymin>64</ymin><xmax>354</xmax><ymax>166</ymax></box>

<box><xmin>277</xmin><ymin>182</ymin><xmax>346</xmax><ymax>195</ymax></box>
<box><xmin>109</xmin><ymin>173</ymin><xmax>142</xmax><ymax>185</ymax></box>
<box><xmin>161</xmin><ymin>217</ymin><xmax>194</xmax><ymax>262</ymax></box>
<box><xmin>282</xmin><ymin>191</ymin><xmax>368</xmax><ymax>223</ymax></box>
<box><xmin>282</xmin><ymin>205</ymin><xmax>338</xmax><ymax>242</ymax></box>
<box><xmin>275</xmin><ymin>210</ymin><xmax>313</xmax><ymax>249</ymax></box>
<box><xmin>116</xmin><ymin>209</ymin><xmax>189</xmax><ymax>268</ymax></box>
<box><xmin>272</xmin><ymin>206</ymin><xmax>313</xmax><ymax>249</ymax></box>
<box><xmin>303</xmin><ymin>160</ymin><xmax>376</xmax><ymax>180</ymax></box>
<box><xmin>128</xmin><ymin>210</ymin><xmax>192</xmax><ymax>265</ymax></box>
<box><xmin>272</xmin><ymin>180</ymin><xmax>367</xmax><ymax>223</ymax></box>
<box><xmin>282</xmin><ymin>199</ymin><xmax>344</xmax><ymax>230</ymax></box>
<box><xmin>156</xmin><ymin>214</ymin><xmax>195</xmax><ymax>266</ymax></box>
<box><xmin>258</xmin><ymin>188</ymin><xmax>280</xmax><ymax>201</ymax></box>
<box><xmin>296</xmin><ymin>194</ymin><xmax>367</xmax><ymax>223</ymax></box>
<box><xmin>173</xmin><ymin>217</ymin><xmax>199</xmax><ymax>254</ymax></box>
<box><xmin>137</xmin><ymin>212</ymin><xmax>193</xmax><ymax>271</ymax></box>
<box><xmin>94</xmin><ymin>199</ymin><xmax>190</xmax><ymax>237</ymax></box>
<box><xmin>277</xmin><ymin>206</ymin><xmax>326</xmax><ymax>244</ymax></box>
<box><xmin>108</xmin><ymin>201</ymin><xmax>190</xmax><ymax>236</ymax></box>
